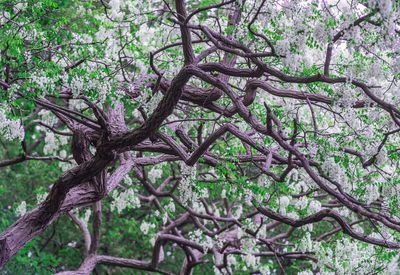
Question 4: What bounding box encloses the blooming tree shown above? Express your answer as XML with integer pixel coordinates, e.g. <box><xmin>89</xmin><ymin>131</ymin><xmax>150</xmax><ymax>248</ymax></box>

<box><xmin>0</xmin><ymin>0</ymin><xmax>399</xmax><ymax>273</ymax></box>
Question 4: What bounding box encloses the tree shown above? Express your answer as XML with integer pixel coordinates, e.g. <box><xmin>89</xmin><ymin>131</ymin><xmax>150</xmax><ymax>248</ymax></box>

<box><xmin>0</xmin><ymin>0</ymin><xmax>399</xmax><ymax>273</ymax></box>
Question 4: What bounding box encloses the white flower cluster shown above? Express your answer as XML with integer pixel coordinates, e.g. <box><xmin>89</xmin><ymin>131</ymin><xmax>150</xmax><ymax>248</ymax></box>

<box><xmin>144</xmin><ymin>92</ymin><xmax>163</xmax><ymax>115</ymax></box>
<box><xmin>30</xmin><ymin>72</ymin><xmax>59</xmax><ymax>94</ymax></box>
<box><xmin>241</xmin><ymin>253</ymin><xmax>259</xmax><ymax>270</ymax></box>
<box><xmin>192</xmin><ymin>201</ymin><xmax>206</xmax><ymax>215</ymax></box>
<box><xmin>43</xmin><ymin>132</ymin><xmax>57</xmax><ymax>155</ymax></box>
<box><xmin>67</xmin><ymin>241</ymin><xmax>77</xmax><ymax>248</ymax></box>
<box><xmin>305</xmin><ymin>236</ymin><xmax>400</xmax><ymax>274</ymax></box>
<box><xmin>233</xmin><ymin>205</ymin><xmax>243</xmax><ymax>219</ymax></box>
<box><xmin>140</xmin><ymin>221</ymin><xmax>155</xmax><ymax>235</ymax></box>
<box><xmin>298</xmin><ymin>232</ymin><xmax>315</xmax><ymax>253</ymax></box>
<box><xmin>240</xmin><ymin>237</ymin><xmax>260</xmax><ymax>270</ymax></box>
<box><xmin>68</xmin><ymin>99</ymin><xmax>87</xmax><ymax>112</ymax></box>
<box><xmin>95</xmin><ymin>25</ymin><xmax>115</xmax><ymax>41</ymax></box>
<box><xmin>15</xmin><ymin>201</ymin><xmax>27</xmax><ymax>217</ymax></box>
<box><xmin>321</xmin><ymin>157</ymin><xmax>349</xmax><ymax>189</ymax></box>
<box><xmin>307</xmin><ymin>142</ymin><xmax>319</xmax><ymax>158</ymax></box>
<box><xmin>364</xmin><ymin>184</ymin><xmax>380</xmax><ymax>204</ymax></box>
<box><xmin>43</xmin><ymin>132</ymin><xmax>69</xmax><ymax>155</ymax></box>
<box><xmin>279</xmin><ymin>196</ymin><xmax>290</xmax><ymax>215</ymax></box>
<box><xmin>109</xmin><ymin>0</ymin><xmax>123</xmax><ymax>20</ymax></box>
<box><xmin>69</xmin><ymin>74</ymin><xmax>112</xmax><ymax>103</ymax></box>
<box><xmin>148</xmin><ymin>167</ymin><xmax>162</xmax><ymax>183</ymax></box>
<box><xmin>392</xmin><ymin>57</ymin><xmax>400</xmax><ymax>74</ymax></box>
<box><xmin>93</xmin><ymin>12</ymin><xmax>134</xmax><ymax>64</ymax></box>
<box><xmin>136</xmin><ymin>24</ymin><xmax>157</xmax><ymax>49</ymax></box>
<box><xmin>308</xmin><ymin>200</ymin><xmax>322</xmax><ymax>215</ymax></box>
<box><xmin>368</xmin><ymin>0</ymin><xmax>394</xmax><ymax>17</ymax></box>
<box><xmin>70</xmin><ymin>76</ymin><xmax>84</xmax><ymax>96</ymax></box>
<box><xmin>376</xmin><ymin>147</ymin><xmax>388</xmax><ymax>166</ymax></box>
<box><xmin>313</xmin><ymin>22</ymin><xmax>329</xmax><ymax>44</ymax></box>
<box><xmin>13</xmin><ymin>2</ymin><xmax>26</xmax><ymax>13</ymax></box>
<box><xmin>38</xmin><ymin>110</ymin><xmax>58</xmax><ymax>127</ymax></box>
<box><xmin>36</xmin><ymin>192</ymin><xmax>48</xmax><ymax>205</ymax></box>
<box><xmin>0</xmin><ymin>108</ymin><xmax>24</xmax><ymax>141</ymax></box>
<box><xmin>386</xmin><ymin>255</ymin><xmax>400</xmax><ymax>274</ymax></box>
<box><xmin>58</xmin><ymin>159</ymin><xmax>76</xmax><ymax>172</ymax></box>
<box><xmin>111</xmin><ymin>188</ymin><xmax>141</xmax><ymax>213</ymax></box>
<box><xmin>188</xmin><ymin>229</ymin><xmax>214</xmax><ymax>252</ymax></box>
<box><xmin>295</xmin><ymin>196</ymin><xmax>308</xmax><ymax>210</ymax></box>
<box><xmin>330</xmin><ymin>238</ymin><xmax>375</xmax><ymax>274</ymax></box>
<box><xmin>178</xmin><ymin>162</ymin><xmax>197</xmax><ymax>206</ymax></box>
<box><xmin>164</xmin><ymin>199</ymin><xmax>175</xmax><ymax>213</ymax></box>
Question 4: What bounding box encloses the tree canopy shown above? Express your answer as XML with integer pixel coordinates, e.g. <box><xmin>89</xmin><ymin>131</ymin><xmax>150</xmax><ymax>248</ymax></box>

<box><xmin>0</xmin><ymin>0</ymin><xmax>399</xmax><ymax>274</ymax></box>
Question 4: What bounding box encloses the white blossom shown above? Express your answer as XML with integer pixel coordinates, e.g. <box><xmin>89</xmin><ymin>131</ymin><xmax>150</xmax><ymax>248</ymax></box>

<box><xmin>295</xmin><ymin>197</ymin><xmax>308</xmax><ymax>210</ymax></box>
<box><xmin>67</xmin><ymin>241</ymin><xmax>77</xmax><ymax>248</ymax></box>
<box><xmin>0</xmin><ymin>108</ymin><xmax>24</xmax><ymax>141</ymax></box>
<box><xmin>279</xmin><ymin>196</ymin><xmax>290</xmax><ymax>214</ymax></box>
<box><xmin>148</xmin><ymin>167</ymin><xmax>162</xmax><ymax>183</ymax></box>
<box><xmin>140</xmin><ymin>221</ymin><xmax>155</xmax><ymax>235</ymax></box>
<box><xmin>36</xmin><ymin>193</ymin><xmax>48</xmax><ymax>204</ymax></box>
<box><xmin>111</xmin><ymin>188</ymin><xmax>141</xmax><ymax>213</ymax></box>
<box><xmin>308</xmin><ymin>200</ymin><xmax>322</xmax><ymax>215</ymax></box>
<box><xmin>365</xmin><ymin>184</ymin><xmax>380</xmax><ymax>204</ymax></box>
<box><xmin>386</xmin><ymin>255</ymin><xmax>400</xmax><ymax>274</ymax></box>
<box><xmin>109</xmin><ymin>0</ymin><xmax>123</xmax><ymax>20</ymax></box>
<box><xmin>189</xmin><ymin>229</ymin><xmax>214</xmax><ymax>252</ymax></box>
<box><xmin>15</xmin><ymin>201</ymin><xmax>27</xmax><ymax>217</ymax></box>
<box><xmin>242</xmin><ymin>254</ymin><xmax>259</xmax><ymax>269</ymax></box>
<box><xmin>178</xmin><ymin>162</ymin><xmax>197</xmax><ymax>206</ymax></box>
<box><xmin>299</xmin><ymin>232</ymin><xmax>313</xmax><ymax>253</ymax></box>
<box><xmin>164</xmin><ymin>200</ymin><xmax>176</xmax><ymax>213</ymax></box>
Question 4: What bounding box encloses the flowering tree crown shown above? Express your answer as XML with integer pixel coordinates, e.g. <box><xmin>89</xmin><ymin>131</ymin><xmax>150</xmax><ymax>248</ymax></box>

<box><xmin>0</xmin><ymin>0</ymin><xmax>399</xmax><ymax>274</ymax></box>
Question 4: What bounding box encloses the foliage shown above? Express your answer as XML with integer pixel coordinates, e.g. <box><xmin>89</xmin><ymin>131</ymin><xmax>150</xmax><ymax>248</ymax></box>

<box><xmin>0</xmin><ymin>0</ymin><xmax>399</xmax><ymax>274</ymax></box>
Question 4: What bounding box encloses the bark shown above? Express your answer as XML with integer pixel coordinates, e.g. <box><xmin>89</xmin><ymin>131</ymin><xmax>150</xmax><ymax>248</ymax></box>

<box><xmin>0</xmin><ymin>63</ymin><xmax>192</xmax><ymax>267</ymax></box>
